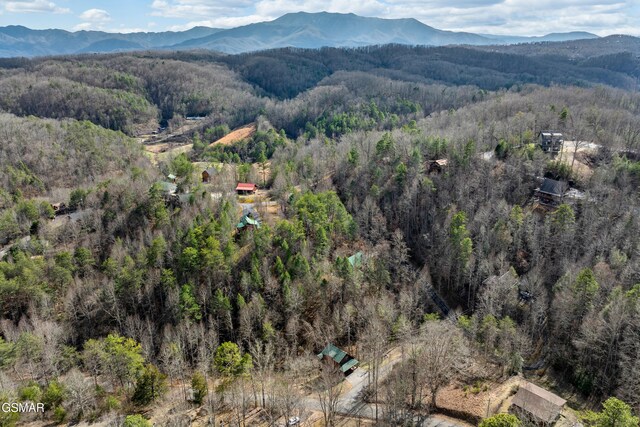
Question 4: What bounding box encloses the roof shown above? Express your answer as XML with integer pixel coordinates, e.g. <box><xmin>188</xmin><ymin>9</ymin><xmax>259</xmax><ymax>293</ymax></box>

<box><xmin>203</xmin><ymin>167</ymin><xmax>217</xmax><ymax>176</ymax></box>
<box><xmin>347</xmin><ymin>252</ymin><xmax>363</xmax><ymax>267</ymax></box>
<box><xmin>236</xmin><ymin>183</ymin><xmax>257</xmax><ymax>191</ymax></box>
<box><xmin>237</xmin><ymin>214</ymin><xmax>260</xmax><ymax>229</ymax></box>
<box><xmin>539</xmin><ymin>131</ymin><xmax>564</xmax><ymax>138</ymax></box>
<box><xmin>511</xmin><ymin>382</ymin><xmax>567</xmax><ymax>424</ymax></box>
<box><xmin>317</xmin><ymin>344</ymin><xmax>359</xmax><ymax>373</ymax></box>
<box><xmin>340</xmin><ymin>358</ymin><xmax>359</xmax><ymax>373</ymax></box>
<box><xmin>167</xmin><ymin>173</ymin><xmax>177</xmax><ymax>180</ymax></box>
<box><xmin>318</xmin><ymin>343</ymin><xmax>347</xmax><ymax>364</ymax></box>
<box><xmin>538</xmin><ymin>178</ymin><xmax>567</xmax><ymax>197</ymax></box>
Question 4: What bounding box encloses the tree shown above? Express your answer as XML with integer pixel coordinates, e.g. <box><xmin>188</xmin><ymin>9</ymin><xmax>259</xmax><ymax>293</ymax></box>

<box><xmin>316</xmin><ymin>363</ymin><xmax>343</xmax><ymax>427</ymax></box>
<box><xmin>102</xmin><ymin>334</ymin><xmax>145</xmax><ymax>389</ymax></box>
<box><xmin>583</xmin><ymin>397</ymin><xmax>639</xmax><ymax>427</ymax></box>
<box><xmin>179</xmin><ymin>284</ymin><xmax>202</xmax><ymax>321</ymax></box>
<box><xmin>450</xmin><ymin>211</ymin><xmax>473</xmax><ymax>268</ymax></box>
<box><xmin>132</xmin><ymin>364</ymin><xmax>168</xmax><ymax>406</ymax></box>
<box><xmin>419</xmin><ymin>320</ymin><xmax>468</xmax><ymax>410</ymax></box>
<box><xmin>62</xmin><ymin>368</ymin><xmax>96</xmax><ymax>421</ymax></box>
<box><xmin>0</xmin><ymin>391</ymin><xmax>20</xmax><ymax>427</ymax></box>
<box><xmin>213</xmin><ymin>342</ymin><xmax>252</xmax><ymax>377</ymax></box>
<box><xmin>479</xmin><ymin>413</ymin><xmax>522</xmax><ymax>427</ymax></box>
<box><xmin>191</xmin><ymin>372</ymin><xmax>208</xmax><ymax>405</ymax></box>
<box><xmin>123</xmin><ymin>414</ymin><xmax>151</xmax><ymax>427</ymax></box>
<box><xmin>362</xmin><ymin>313</ymin><xmax>389</xmax><ymax>422</ymax></box>
<box><xmin>258</xmin><ymin>150</ymin><xmax>268</xmax><ymax>186</ymax></box>
<box><xmin>170</xmin><ymin>153</ymin><xmax>194</xmax><ymax>180</ymax></box>
<box><xmin>82</xmin><ymin>339</ymin><xmax>105</xmax><ymax>387</ymax></box>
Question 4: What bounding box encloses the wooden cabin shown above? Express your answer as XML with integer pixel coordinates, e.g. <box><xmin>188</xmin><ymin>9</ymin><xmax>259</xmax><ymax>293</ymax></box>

<box><xmin>317</xmin><ymin>343</ymin><xmax>359</xmax><ymax>376</ymax></box>
<box><xmin>235</xmin><ymin>183</ymin><xmax>257</xmax><ymax>195</ymax></box>
<box><xmin>202</xmin><ymin>167</ymin><xmax>217</xmax><ymax>183</ymax></box>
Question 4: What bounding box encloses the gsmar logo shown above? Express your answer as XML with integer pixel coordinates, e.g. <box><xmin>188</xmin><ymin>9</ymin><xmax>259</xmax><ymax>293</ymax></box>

<box><xmin>1</xmin><ymin>402</ymin><xmax>45</xmax><ymax>413</ymax></box>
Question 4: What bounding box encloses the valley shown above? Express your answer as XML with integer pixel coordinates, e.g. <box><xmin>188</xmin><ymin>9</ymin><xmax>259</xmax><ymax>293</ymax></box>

<box><xmin>0</xmin><ymin>18</ymin><xmax>639</xmax><ymax>427</ymax></box>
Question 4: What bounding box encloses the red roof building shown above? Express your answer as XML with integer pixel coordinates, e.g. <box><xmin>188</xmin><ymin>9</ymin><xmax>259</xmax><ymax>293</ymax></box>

<box><xmin>235</xmin><ymin>183</ymin><xmax>257</xmax><ymax>194</ymax></box>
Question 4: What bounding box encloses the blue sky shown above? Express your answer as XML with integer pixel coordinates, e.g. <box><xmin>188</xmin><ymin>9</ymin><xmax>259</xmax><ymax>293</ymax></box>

<box><xmin>0</xmin><ymin>0</ymin><xmax>638</xmax><ymax>36</ymax></box>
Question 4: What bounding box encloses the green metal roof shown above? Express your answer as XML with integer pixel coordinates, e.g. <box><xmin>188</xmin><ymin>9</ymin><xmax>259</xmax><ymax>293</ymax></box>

<box><xmin>347</xmin><ymin>252</ymin><xmax>363</xmax><ymax>267</ymax></box>
<box><xmin>317</xmin><ymin>343</ymin><xmax>358</xmax><ymax>372</ymax></box>
<box><xmin>340</xmin><ymin>358</ymin><xmax>359</xmax><ymax>372</ymax></box>
<box><xmin>318</xmin><ymin>343</ymin><xmax>346</xmax><ymax>364</ymax></box>
<box><xmin>237</xmin><ymin>215</ymin><xmax>260</xmax><ymax>229</ymax></box>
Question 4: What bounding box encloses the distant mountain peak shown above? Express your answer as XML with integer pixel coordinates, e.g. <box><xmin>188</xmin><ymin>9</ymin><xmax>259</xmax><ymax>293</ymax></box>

<box><xmin>0</xmin><ymin>12</ymin><xmax>611</xmax><ymax>58</ymax></box>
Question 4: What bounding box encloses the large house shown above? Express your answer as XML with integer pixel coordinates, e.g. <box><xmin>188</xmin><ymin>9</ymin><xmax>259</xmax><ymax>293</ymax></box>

<box><xmin>510</xmin><ymin>382</ymin><xmax>566</xmax><ymax>425</ymax></box>
<box><xmin>539</xmin><ymin>131</ymin><xmax>564</xmax><ymax>153</ymax></box>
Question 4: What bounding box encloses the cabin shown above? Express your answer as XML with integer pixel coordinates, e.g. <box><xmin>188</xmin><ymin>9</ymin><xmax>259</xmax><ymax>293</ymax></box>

<box><xmin>167</xmin><ymin>174</ymin><xmax>177</xmax><ymax>183</ymax></box>
<box><xmin>539</xmin><ymin>131</ymin><xmax>564</xmax><ymax>153</ymax></box>
<box><xmin>534</xmin><ymin>178</ymin><xmax>568</xmax><ymax>207</ymax></box>
<box><xmin>202</xmin><ymin>167</ymin><xmax>217</xmax><ymax>183</ymax></box>
<box><xmin>317</xmin><ymin>344</ymin><xmax>359</xmax><ymax>376</ymax></box>
<box><xmin>235</xmin><ymin>183</ymin><xmax>257</xmax><ymax>195</ymax></box>
<box><xmin>237</xmin><ymin>213</ymin><xmax>260</xmax><ymax>231</ymax></box>
<box><xmin>510</xmin><ymin>382</ymin><xmax>566</xmax><ymax>425</ymax></box>
<box><xmin>427</xmin><ymin>159</ymin><xmax>448</xmax><ymax>174</ymax></box>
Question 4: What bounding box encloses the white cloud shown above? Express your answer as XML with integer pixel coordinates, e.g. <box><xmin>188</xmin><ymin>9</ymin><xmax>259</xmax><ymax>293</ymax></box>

<box><xmin>148</xmin><ymin>0</ymin><xmax>639</xmax><ymax>35</ymax></box>
<box><xmin>3</xmin><ymin>0</ymin><xmax>70</xmax><ymax>14</ymax></box>
<box><xmin>74</xmin><ymin>8</ymin><xmax>112</xmax><ymax>31</ymax></box>
<box><xmin>79</xmin><ymin>8</ymin><xmax>111</xmax><ymax>22</ymax></box>
<box><xmin>168</xmin><ymin>14</ymin><xmax>273</xmax><ymax>30</ymax></box>
<box><xmin>73</xmin><ymin>22</ymin><xmax>93</xmax><ymax>30</ymax></box>
<box><xmin>151</xmin><ymin>0</ymin><xmax>254</xmax><ymax>19</ymax></box>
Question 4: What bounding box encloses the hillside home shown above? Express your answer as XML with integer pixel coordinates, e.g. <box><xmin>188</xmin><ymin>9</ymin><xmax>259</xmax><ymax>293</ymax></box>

<box><xmin>236</xmin><ymin>182</ymin><xmax>257</xmax><ymax>195</ymax></box>
<box><xmin>317</xmin><ymin>343</ymin><xmax>359</xmax><ymax>376</ymax></box>
<box><xmin>534</xmin><ymin>178</ymin><xmax>568</xmax><ymax>207</ymax></box>
<box><xmin>539</xmin><ymin>131</ymin><xmax>564</xmax><ymax>153</ymax></box>
<box><xmin>510</xmin><ymin>382</ymin><xmax>566</xmax><ymax>425</ymax></box>
<box><xmin>237</xmin><ymin>213</ymin><xmax>260</xmax><ymax>231</ymax></box>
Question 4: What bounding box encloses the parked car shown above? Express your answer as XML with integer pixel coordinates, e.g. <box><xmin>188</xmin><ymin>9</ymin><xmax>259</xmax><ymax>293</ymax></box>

<box><xmin>287</xmin><ymin>416</ymin><xmax>300</xmax><ymax>426</ymax></box>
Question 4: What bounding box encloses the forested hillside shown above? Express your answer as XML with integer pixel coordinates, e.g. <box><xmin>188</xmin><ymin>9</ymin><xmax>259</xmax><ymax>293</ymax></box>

<box><xmin>0</xmin><ymin>44</ymin><xmax>639</xmax><ymax>427</ymax></box>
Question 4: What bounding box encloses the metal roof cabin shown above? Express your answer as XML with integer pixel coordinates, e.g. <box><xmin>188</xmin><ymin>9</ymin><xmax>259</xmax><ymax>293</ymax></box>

<box><xmin>235</xmin><ymin>183</ymin><xmax>257</xmax><ymax>195</ymax></box>
<box><xmin>539</xmin><ymin>131</ymin><xmax>564</xmax><ymax>153</ymax></box>
<box><xmin>510</xmin><ymin>382</ymin><xmax>567</xmax><ymax>425</ymax></box>
<box><xmin>317</xmin><ymin>344</ymin><xmax>359</xmax><ymax>376</ymax></box>
<box><xmin>237</xmin><ymin>214</ymin><xmax>260</xmax><ymax>230</ymax></box>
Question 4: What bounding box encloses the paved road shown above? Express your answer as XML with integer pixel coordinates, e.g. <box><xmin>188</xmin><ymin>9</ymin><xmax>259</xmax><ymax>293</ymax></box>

<box><xmin>298</xmin><ymin>347</ymin><xmax>466</xmax><ymax>427</ymax></box>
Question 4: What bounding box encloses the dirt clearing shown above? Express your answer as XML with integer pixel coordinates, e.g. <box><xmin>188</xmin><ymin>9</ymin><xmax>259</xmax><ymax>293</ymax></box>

<box><xmin>210</xmin><ymin>123</ymin><xmax>256</xmax><ymax>147</ymax></box>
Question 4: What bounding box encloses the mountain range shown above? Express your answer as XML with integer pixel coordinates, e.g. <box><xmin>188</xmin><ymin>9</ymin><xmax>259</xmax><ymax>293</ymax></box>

<box><xmin>0</xmin><ymin>11</ymin><xmax>601</xmax><ymax>58</ymax></box>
